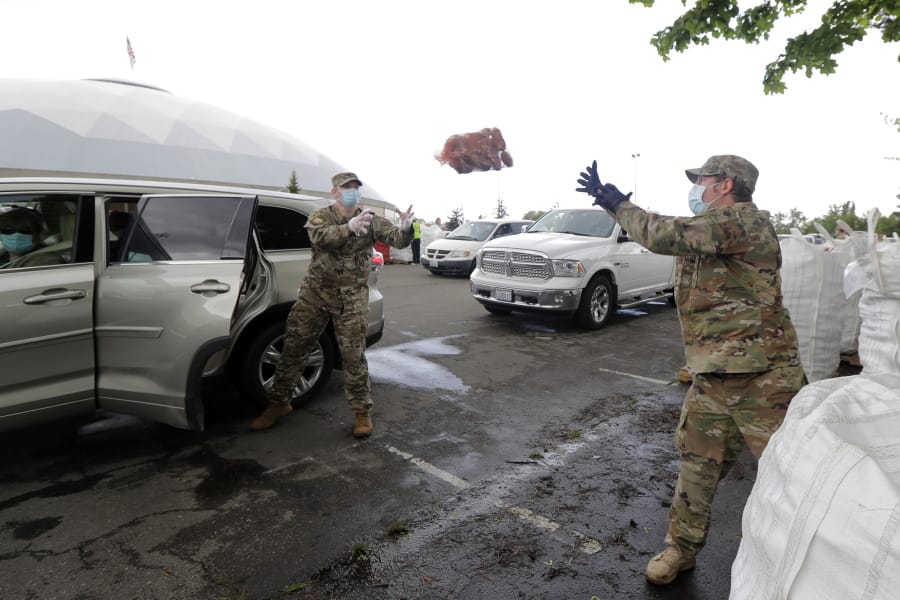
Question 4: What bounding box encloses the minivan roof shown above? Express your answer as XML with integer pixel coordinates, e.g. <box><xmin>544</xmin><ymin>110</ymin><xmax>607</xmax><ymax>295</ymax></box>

<box><xmin>0</xmin><ymin>176</ymin><xmax>329</xmax><ymax>202</ymax></box>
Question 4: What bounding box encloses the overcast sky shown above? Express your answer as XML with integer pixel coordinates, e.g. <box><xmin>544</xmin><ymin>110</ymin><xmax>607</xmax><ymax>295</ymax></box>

<box><xmin>3</xmin><ymin>0</ymin><xmax>898</xmax><ymax>225</ymax></box>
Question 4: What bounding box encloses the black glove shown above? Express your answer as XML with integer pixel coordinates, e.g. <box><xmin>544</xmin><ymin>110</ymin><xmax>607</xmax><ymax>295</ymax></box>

<box><xmin>575</xmin><ymin>160</ymin><xmax>632</xmax><ymax>213</ymax></box>
<box><xmin>594</xmin><ymin>183</ymin><xmax>632</xmax><ymax>213</ymax></box>
<box><xmin>575</xmin><ymin>160</ymin><xmax>603</xmax><ymax>197</ymax></box>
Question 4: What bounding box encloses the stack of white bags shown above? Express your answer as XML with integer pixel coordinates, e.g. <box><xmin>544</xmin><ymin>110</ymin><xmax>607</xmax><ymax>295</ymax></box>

<box><xmin>390</xmin><ymin>221</ymin><xmax>445</xmax><ymax>264</ymax></box>
<box><xmin>731</xmin><ymin>210</ymin><xmax>900</xmax><ymax>600</ymax></box>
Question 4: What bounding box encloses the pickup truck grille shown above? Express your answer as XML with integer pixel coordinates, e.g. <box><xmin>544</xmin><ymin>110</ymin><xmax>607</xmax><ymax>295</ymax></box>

<box><xmin>481</xmin><ymin>250</ymin><xmax>551</xmax><ymax>279</ymax></box>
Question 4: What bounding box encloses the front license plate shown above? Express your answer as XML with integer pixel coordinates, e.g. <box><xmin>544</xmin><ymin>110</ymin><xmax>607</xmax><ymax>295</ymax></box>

<box><xmin>495</xmin><ymin>289</ymin><xmax>512</xmax><ymax>302</ymax></box>
<box><xmin>429</xmin><ymin>259</ymin><xmax>438</xmax><ymax>268</ymax></box>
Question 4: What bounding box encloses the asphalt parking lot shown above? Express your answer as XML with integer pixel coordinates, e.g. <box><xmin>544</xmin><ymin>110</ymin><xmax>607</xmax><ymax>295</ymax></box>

<box><xmin>0</xmin><ymin>263</ymin><xmax>755</xmax><ymax>600</ymax></box>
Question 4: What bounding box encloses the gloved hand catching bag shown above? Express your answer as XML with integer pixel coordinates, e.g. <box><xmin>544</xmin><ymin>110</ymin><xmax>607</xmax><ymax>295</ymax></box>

<box><xmin>349</xmin><ymin>211</ymin><xmax>374</xmax><ymax>236</ymax></box>
<box><xmin>575</xmin><ymin>160</ymin><xmax>632</xmax><ymax>213</ymax></box>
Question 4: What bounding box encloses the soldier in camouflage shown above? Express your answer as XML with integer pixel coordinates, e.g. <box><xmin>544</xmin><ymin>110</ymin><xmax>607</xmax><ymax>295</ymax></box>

<box><xmin>576</xmin><ymin>155</ymin><xmax>804</xmax><ymax>585</ymax></box>
<box><xmin>251</xmin><ymin>172</ymin><xmax>415</xmax><ymax>437</ymax></box>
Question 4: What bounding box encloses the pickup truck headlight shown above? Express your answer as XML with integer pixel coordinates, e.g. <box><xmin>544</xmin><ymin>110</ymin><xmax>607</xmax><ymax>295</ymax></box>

<box><xmin>448</xmin><ymin>249</ymin><xmax>472</xmax><ymax>259</ymax></box>
<box><xmin>551</xmin><ymin>259</ymin><xmax>585</xmax><ymax>277</ymax></box>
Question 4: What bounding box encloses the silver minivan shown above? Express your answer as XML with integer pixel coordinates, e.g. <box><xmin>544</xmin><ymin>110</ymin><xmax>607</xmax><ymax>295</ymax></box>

<box><xmin>0</xmin><ymin>178</ymin><xmax>385</xmax><ymax>432</ymax></box>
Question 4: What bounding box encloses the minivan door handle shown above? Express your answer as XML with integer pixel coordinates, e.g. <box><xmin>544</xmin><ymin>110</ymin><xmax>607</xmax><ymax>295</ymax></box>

<box><xmin>23</xmin><ymin>288</ymin><xmax>88</xmax><ymax>305</ymax></box>
<box><xmin>190</xmin><ymin>280</ymin><xmax>231</xmax><ymax>295</ymax></box>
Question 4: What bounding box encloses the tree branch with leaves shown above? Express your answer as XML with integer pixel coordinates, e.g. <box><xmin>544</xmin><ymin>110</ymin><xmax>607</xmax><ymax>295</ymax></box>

<box><xmin>630</xmin><ymin>0</ymin><xmax>899</xmax><ymax>94</ymax></box>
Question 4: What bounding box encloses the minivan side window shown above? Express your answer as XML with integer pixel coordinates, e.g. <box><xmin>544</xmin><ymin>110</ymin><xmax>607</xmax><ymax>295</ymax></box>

<box><xmin>123</xmin><ymin>196</ymin><xmax>247</xmax><ymax>262</ymax></box>
<box><xmin>0</xmin><ymin>195</ymin><xmax>86</xmax><ymax>269</ymax></box>
<box><xmin>256</xmin><ymin>205</ymin><xmax>310</xmax><ymax>250</ymax></box>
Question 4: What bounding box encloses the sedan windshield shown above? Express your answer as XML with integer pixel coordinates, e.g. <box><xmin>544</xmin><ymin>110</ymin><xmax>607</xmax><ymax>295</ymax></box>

<box><xmin>529</xmin><ymin>210</ymin><xmax>616</xmax><ymax>237</ymax></box>
<box><xmin>447</xmin><ymin>221</ymin><xmax>496</xmax><ymax>241</ymax></box>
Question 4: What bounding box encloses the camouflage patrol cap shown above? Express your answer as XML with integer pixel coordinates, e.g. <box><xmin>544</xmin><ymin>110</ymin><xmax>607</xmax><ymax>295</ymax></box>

<box><xmin>331</xmin><ymin>172</ymin><xmax>363</xmax><ymax>188</ymax></box>
<box><xmin>685</xmin><ymin>155</ymin><xmax>758</xmax><ymax>195</ymax></box>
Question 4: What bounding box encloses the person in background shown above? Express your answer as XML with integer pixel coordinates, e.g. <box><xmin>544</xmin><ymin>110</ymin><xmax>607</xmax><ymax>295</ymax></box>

<box><xmin>108</xmin><ymin>210</ymin><xmax>134</xmax><ymax>261</ymax></box>
<box><xmin>411</xmin><ymin>218</ymin><xmax>422</xmax><ymax>263</ymax></box>
<box><xmin>251</xmin><ymin>172</ymin><xmax>415</xmax><ymax>437</ymax></box>
<box><xmin>0</xmin><ymin>206</ymin><xmax>62</xmax><ymax>268</ymax></box>
<box><xmin>435</xmin><ymin>217</ymin><xmax>447</xmax><ymax>232</ymax></box>
<box><xmin>576</xmin><ymin>155</ymin><xmax>805</xmax><ymax>585</ymax></box>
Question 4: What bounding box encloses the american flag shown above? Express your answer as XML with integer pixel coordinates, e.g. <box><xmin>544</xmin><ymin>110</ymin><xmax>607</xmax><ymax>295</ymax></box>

<box><xmin>126</xmin><ymin>37</ymin><xmax>136</xmax><ymax>69</ymax></box>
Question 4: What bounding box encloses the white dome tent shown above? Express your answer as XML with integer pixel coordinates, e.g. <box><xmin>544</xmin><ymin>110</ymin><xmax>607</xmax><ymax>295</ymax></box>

<box><xmin>0</xmin><ymin>78</ymin><xmax>389</xmax><ymax>208</ymax></box>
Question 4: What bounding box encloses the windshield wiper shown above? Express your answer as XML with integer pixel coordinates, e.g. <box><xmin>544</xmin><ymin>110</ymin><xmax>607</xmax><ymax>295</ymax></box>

<box><xmin>449</xmin><ymin>235</ymin><xmax>476</xmax><ymax>240</ymax></box>
<box><xmin>557</xmin><ymin>230</ymin><xmax>589</xmax><ymax>236</ymax></box>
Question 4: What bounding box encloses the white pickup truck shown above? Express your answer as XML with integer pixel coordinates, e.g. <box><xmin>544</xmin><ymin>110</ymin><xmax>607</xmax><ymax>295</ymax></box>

<box><xmin>469</xmin><ymin>207</ymin><xmax>676</xmax><ymax>329</ymax></box>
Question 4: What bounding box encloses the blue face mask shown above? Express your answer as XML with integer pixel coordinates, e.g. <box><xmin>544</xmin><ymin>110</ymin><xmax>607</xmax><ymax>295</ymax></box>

<box><xmin>688</xmin><ymin>181</ymin><xmax>723</xmax><ymax>215</ymax></box>
<box><xmin>688</xmin><ymin>185</ymin><xmax>708</xmax><ymax>215</ymax></box>
<box><xmin>0</xmin><ymin>232</ymin><xmax>34</xmax><ymax>254</ymax></box>
<box><xmin>340</xmin><ymin>188</ymin><xmax>361</xmax><ymax>209</ymax></box>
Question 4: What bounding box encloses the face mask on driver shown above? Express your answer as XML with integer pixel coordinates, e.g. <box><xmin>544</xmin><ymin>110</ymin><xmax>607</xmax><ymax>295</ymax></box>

<box><xmin>0</xmin><ymin>232</ymin><xmax>34</xmax><ymax>254</ymax></box>
<box><xmin>340</xmin><ymin>188</ymin><xmax>361</xmax><ymax>209</ymax></box>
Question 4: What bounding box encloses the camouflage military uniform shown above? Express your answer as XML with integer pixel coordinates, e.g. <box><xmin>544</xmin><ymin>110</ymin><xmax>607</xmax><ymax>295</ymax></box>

<box><xmin>269</xmin><ymin>203</ymin><xmax>413</xmax><ymax>413</ymax></box>
<box><xmin>616</xmin><ymin>200</ymin><xmax>804</xmax><ymax>556</ymax></box>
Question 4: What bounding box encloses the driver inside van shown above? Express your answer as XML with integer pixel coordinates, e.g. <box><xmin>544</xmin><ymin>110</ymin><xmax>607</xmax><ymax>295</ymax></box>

<box><xmin>0</xmin><ymin>206</ymin><xmax>64</xmax><ymax>268</ymax></box>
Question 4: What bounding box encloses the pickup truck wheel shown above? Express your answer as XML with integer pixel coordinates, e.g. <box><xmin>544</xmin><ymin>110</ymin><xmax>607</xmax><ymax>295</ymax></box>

<box><xmin>576</xmin><ymin>274</ymin><xmax>615</xmax><ymax>329</ymax></box>
<box><xmin>237</xmin><ymin>321</ymin><xmax>335</xmax><ymax>409</ymax></box>
<box><xmin>484</xmin><ymin>304</ymin><xmax>512</xmax><ymax>316</ymax></box>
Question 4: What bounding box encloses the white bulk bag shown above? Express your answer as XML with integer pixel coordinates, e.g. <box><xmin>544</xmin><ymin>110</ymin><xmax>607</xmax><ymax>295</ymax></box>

<box><xmin>814</xmin><ymin>220</ymin><xmax>868</xmax><ymax>354</ymax></box>
<box><xmin>780</xmin><ymin>234</ymin><xmax>849</xmax><ymax>381</ymax></box>
<box><xmin>730</xmin><ymin>372</ymin><xmax>900</xmax><ymax>600</ymax></box>
<box><xmin>847</xmin><ymin>210</ymin><xmax>900</xmax><ymax>374</ymax></box>
<box><xmin>390</xmin><ymin>245</ymin><xmax>413</xmax><ymax>263</ymax></box>
<box><xmin>420</xmin><ymin>223</ymin><xmax>445</xmax><ymax>249</ymax></box>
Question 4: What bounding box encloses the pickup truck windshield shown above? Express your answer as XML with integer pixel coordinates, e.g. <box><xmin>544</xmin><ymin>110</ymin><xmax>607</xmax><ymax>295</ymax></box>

<box><xmin>529</xmin><ymin>210</ymin><xmax>616</xmax><ymax>238</ymax></box>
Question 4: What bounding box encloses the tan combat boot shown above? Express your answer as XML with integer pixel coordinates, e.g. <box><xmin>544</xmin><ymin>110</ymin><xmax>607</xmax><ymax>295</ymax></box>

<box><xmin>353</xmin><ymin>412</ymin><xmax>373</xmax><ymax>438</ymax></box>
<box><xmin>250</xmin><ymin>403</ymin><xmax>293</xmax><ymax>431</ymax></box>
<box><xmin>645</xmin><ymin>545</ymin><xmax>696</xmax><ymax>585</ymax></box>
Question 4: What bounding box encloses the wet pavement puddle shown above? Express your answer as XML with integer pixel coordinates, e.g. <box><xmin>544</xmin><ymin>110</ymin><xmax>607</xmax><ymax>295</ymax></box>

<box><xmin>366</xmin><ymin>335</ymin><xmax>470</xmax><ymax>393</ymax></box>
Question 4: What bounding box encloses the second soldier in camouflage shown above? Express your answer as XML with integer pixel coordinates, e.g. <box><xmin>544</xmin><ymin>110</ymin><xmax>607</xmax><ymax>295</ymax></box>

<box><xmin>576</xmin><ymin>154</ymin><xmax>804</xmax><ymax>586</ymax></box>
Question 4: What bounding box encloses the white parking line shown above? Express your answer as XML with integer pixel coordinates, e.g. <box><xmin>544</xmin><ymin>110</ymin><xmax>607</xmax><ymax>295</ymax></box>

<box><xmin>386</xmin><ymin>446</ymin><xmax>470</xmax><ymax>490</ymax></box>
<box><xmin>596</xmin><ymin>367</ymin><xmax>671</xmax><ymax>386</ymax></box>
<box><xmin>262</xmin><ymin>456</ymin><xmax>314</xmax><ymax>476</ymax></box>
<box><xmin>386</xmin><ymin>445</ymin><xmax>602</xmax><ymax>555</ymax></box>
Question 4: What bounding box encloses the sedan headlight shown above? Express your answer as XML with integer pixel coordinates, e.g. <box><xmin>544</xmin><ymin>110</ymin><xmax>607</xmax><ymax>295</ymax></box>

<box><xmin>551</xmin><ymin>259</ymin><xmax>585</xmax><ymax>277</ymax></box>
<box><xmin>448</xmin><ymin>249</ymin><xmax>472</xmax><ymax>259</ymax></box>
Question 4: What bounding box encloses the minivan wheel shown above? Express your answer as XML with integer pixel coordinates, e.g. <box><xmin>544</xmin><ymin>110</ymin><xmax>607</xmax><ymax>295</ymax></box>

<box><xmin>238</xmin><ymin>320</ymin><xmax>335</xmax><ymax>409</ymax></box>
<box><xmin>575</xmin><ymin>274</ymin><xmax>615</xmax><ymax>330</ymax></box>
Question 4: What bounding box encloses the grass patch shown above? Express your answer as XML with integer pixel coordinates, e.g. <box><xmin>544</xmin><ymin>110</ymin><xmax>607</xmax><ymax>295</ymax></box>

<box><xmin>351</xmin><ymin>543</ymin><xmax>369</xmax><ymax>563</ymax></box>
<box><xmin>387</xmin><ymin>521</ymin><xmax>410</xmax><ymax>538</ymax></box>
<box><xmin>282</xmin><ymin>582</ymin><xmax>307</xmax><ymax>595</ymax></box>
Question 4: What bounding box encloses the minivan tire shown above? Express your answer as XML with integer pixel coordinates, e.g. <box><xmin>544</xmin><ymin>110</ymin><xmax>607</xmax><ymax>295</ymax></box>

<box><xmin>238</xmin><ymin>320</ymin><xmax>335</xmax><ymax>408</ymax></box>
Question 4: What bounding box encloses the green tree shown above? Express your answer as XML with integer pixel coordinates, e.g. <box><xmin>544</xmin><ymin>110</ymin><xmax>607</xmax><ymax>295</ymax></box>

<box><xmin>495</xmin><ymin>197</ymin><xmax>509</xmax><ymax>218</ymax></box>
<box><xmin>805</xmin><ymin>201</ymin><xmax>867</xmax><ymax>235</ymax></box>
<box><xmin>876</xmin><ymin>210</ymin><xmax>900</xmax><ymax>236</ymax></box>
<box><xmin>630</xmin><ymin>0</ymin><xmax>900</xmax><ymax>94</ymax></box>
<box><xmin>286</xmin><ymin>170</ymin><xmax>300</xmax><ymax>193</ymax></box>
<box><xmin>446</xmin><ymin>207</ymin><xmax>464</xmax><ymax>231</ymax></box>
<box><xmin>771</xmin><ymin>207</ymin><xmax>808</xmax><ymax>233</ymax></box>
<box><xmin>523</xmin><ymin>210</ymin><xmax>547</xmax><ymax>221</ymax></box>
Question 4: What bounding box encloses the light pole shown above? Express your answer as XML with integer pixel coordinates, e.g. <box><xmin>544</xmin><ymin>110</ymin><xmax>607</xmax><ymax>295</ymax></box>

<box><xmin>631</xmin><ymin>153</ymin><xmax>640</xmax><ymax>202</ymax></box>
